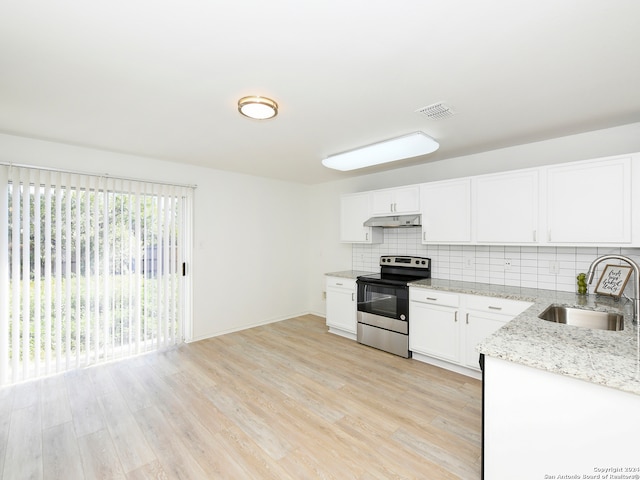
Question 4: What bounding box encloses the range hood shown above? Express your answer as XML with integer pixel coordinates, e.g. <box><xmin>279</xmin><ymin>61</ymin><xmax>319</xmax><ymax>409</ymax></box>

<box><xmin>363</xmin><ymin>214</ymin><xmax>421</xmax><ymax>228</ymax></box>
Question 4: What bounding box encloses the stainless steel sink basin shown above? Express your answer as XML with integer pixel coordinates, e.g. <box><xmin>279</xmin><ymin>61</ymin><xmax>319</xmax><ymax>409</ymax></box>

<box><xmin>538</xmin><ymin>304</ymin><xmax>624</xmax><ymax>331</ymax></box>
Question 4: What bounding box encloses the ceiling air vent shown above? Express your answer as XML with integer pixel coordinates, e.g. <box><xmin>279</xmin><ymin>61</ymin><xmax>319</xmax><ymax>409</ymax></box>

<box><xmin>415</xmin><ymin>102</ymin><xmax>455</xmax><ymax>120</ymax></box>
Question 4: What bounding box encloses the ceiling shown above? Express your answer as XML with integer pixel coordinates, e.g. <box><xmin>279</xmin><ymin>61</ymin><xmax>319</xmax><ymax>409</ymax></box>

<box><xmin>1</xmin><ymin>1</ymin><xmax>640</xmax><ymax>184</ymax></box>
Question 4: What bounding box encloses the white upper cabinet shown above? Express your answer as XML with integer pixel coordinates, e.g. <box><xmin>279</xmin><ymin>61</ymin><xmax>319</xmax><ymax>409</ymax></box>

<box><xmin>545</xmin><ymin>156</ymin><xmax>633</xmax><ymax>244</ymax></box>
<box><xmin>420</xmin><ymin>179</ymin><xmax>471</xmax><ymax>243</ymax></box>
<box><xmin>340</xmin><ymin>152</ymin><xmax>639</xmax><ymax>245</ymax></box>
<box><xmin>473</xmin><ymin>169</ymin><xmax>539</xmax><ymax>244</ymax></box>
<box><xmin>371</xmin><ymin>186</ymin><xmax>420</xmax><ymax>215</ymax></box>
<box><xmin>340</xmin><ymin>192</ymin><xmax>383</xmax><ymax>243</ymax></box>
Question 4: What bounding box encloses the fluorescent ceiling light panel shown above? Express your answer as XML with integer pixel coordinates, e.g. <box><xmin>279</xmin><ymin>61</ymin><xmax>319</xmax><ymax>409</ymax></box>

<box><xmin>322</xmin><ymin>132</ymin><xmax>439</xmax><ymax>171</ymax></box>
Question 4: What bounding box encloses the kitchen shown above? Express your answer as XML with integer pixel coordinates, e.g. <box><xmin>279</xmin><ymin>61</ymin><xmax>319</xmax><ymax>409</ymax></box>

<box><xmin>326</xmin><ymin>154</ymin><xmax>640</xmax><ymax>477</ymax></box>
<box><xmin>2</xmin><ymin>1</ymin><xmax>640</xmax><ymax>479</ymax></box>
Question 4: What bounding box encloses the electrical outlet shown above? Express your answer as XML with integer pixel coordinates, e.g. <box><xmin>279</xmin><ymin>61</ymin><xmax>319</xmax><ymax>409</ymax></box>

<box><xmin>464</xmin><ymin>256</ymin><xmax>474</xmax><ymax>269</ymax></box>
<box><xmin>504</xmin><ymin>258</ymin><xmax>512</xmax><ymax>271</ymax></box>
<box><xmin>549</xmin><ymin>261</ymin><xmax>559</xmax><ymax>275</ymax></box>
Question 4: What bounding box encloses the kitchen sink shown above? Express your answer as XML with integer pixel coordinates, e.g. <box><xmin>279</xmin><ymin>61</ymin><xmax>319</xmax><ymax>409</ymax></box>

<box><xmin>538</xmin><ymin>304</ymin><xmax>624</xmax><ymax>331</ymax></box>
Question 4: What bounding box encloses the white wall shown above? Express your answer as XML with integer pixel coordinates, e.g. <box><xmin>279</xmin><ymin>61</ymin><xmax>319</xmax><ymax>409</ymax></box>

<box><xmin>307</xmin><ymin>122</ymin><xmax>640</xmax><ymax>315</ymax></box>
<box><xmin>5</xmin><ymin>121</ymin><xmax>640</xmax><ymax>335</ymax></box>
<box><xmin>0</xmin><ymin>133</ymin><xmax>311</xmax><ymax>341</ymax></box>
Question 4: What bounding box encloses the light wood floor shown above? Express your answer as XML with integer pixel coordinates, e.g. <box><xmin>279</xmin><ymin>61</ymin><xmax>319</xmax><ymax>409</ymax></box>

<box><xmin>0</xmin><ymin>314</ymin><xmax>482</xmax><ymax>479</ymax></box>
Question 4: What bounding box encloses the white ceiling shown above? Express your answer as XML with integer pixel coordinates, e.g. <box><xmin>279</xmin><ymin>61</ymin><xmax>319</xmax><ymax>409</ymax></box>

<box><xmin>1</xmin><ymin>1</ymin><xmax>639</xmax><ymax>184</ymax></box>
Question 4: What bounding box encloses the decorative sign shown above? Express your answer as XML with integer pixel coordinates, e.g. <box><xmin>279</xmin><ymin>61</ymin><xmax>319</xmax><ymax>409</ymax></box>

<box><xmin>594</xmin><ymin>264</ymin><xmax>633</xmax><ymax>298</ymax></box>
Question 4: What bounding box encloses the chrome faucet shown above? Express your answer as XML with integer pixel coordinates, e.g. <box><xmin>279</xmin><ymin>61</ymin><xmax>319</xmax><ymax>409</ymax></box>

<box><xmin>587</xmin><ymin>254</ymin><xmax>640</xmax><ymax>325</ymax></box>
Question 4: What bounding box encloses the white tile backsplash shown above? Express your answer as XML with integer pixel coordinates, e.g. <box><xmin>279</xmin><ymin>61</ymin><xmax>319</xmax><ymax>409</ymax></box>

<box><xmin>351</xmin><ymin>226</ymin><xmax>640</xmax><ymax>294</ymax></box>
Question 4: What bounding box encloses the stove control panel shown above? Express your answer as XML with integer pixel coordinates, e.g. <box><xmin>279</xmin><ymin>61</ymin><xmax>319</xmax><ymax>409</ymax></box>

<box><xmin>380</xmin><ymin>256</ymin><xmax>430</xmax><ymax>268</ymax></box>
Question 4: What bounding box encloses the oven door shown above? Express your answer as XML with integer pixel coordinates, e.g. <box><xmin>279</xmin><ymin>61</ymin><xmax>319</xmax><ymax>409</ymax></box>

<box><xmin>356</xmin><ymin>279</ymin><xmax>410</xmax><ymax>357</ymax></box>
<box><xmin>356</xmin><ymin>280</ymin><xmax>408</xmax><ymax>322</ymax></box>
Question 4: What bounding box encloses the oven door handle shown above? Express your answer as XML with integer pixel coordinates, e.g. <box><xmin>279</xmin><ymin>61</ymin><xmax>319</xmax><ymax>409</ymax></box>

<box><xmin>357</xmin><ymin>294</ymin><xmax>395</xmax><ymax>306</ymax></box>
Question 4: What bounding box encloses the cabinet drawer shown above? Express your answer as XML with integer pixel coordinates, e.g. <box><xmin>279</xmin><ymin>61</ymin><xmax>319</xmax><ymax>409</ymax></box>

<box><xmin>464</xmin><ymin>295</ymin><xmax>531</xmax><ymax>316</ymax></box>
<box><xmin>326</xmin><ymin>277</ymin><xmax>356</xmax><ymax>289</ymax></box>
<box><xmin>410</xmin><ymin>289</ymin><xmax>459</xmax><ymax>308</ymax></box>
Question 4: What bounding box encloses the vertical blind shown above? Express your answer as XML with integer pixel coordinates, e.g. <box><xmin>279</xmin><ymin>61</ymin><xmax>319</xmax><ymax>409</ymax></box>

<box><xmin>0</xmin><ymin>165</ymin><xmax>193</xmax><ymax>386</ymax></box>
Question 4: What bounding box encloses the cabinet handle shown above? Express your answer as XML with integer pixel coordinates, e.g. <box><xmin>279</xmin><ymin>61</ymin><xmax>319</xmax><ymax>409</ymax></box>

<box><xmin>336</xmin><ymin>282</ymin><xmax>343</xmax><ymax>286</ymax></box>
<box><xmin>423</xmin><ymin>231</ymin><xmax>426</xmax><ymax>241</ymax></box>
<box><xmin>533</xmin><ymin>230</ymin><xmax>537</xmax><ymax>242</ymax></box>
<box><xmin>488</xmin><ymin>306</ymin><xmax>502</xmax><ymax>311</ymax></box>
<box><xmin>548</xmin><ymin>230</ymin><xmax>552</xmax><ymax>242</ymax></box>
<box><xmin>466</xmin><ymin>313</ymin><xmax>469</xmax><ymax>324</ymax></box>
<box><xmin>426</xmin><ymin>297</ymin><xmax>438</xmax><ymax>301</ymax></box>
<box><xmin>454</xmin><ymin>311</ymin><xmax>458</xmax><ymax>322</ymax></box>
<box><xmin>366</xmin><ymin>232</ymin><xmax>369</xmax><ymax>241</ymax></box>
<box><xmin>352</xmin><ymin>293</ymin><xmax>355</xmax><ymax>301</ymax></box>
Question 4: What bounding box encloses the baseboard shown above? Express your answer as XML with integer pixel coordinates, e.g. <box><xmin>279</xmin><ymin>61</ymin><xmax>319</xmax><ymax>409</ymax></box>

<box><xmin>411</xmin><ymin>351</ymin><xmax>482</xmax><ymax>380</ymax></box>
<box><xmin>187</xmin><ymin>311</ymin><xmax>315</xmax><ymax>343</ymax></box>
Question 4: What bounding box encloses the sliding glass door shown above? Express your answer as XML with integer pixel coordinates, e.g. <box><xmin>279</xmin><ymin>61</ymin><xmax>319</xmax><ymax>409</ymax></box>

<box><xmin>0</xmin><ymin>166</ymin><xmax>193</xmax><ymax>385</ymax></box>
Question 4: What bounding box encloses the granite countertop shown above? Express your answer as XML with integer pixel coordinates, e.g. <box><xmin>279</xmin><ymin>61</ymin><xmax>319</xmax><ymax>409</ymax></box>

<box><xmin>325</xmin><ymin>270</ymin><xmax>374</xmax><ymax>279</ymax></box>
<box><xmin>410</xmin><ymin>278</ymin><xmax>640</xmax><ymax>396</ymax></box>
<box><xmin>324</xmin><ymin>271</ymin><xmax>640</xmax><ymax>395</ymax></box>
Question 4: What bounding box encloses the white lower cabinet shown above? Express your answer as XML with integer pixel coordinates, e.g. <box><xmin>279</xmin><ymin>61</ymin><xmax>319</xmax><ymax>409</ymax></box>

<box><xmin>463</xmin><ymin>311</ymin><xmax>507</xmax><ymax>370</ymax></box>
<box><xmin>410</xmin><ymin>288</ymin><xmax>532</xmax><ymax>377</ymax></box>
<box><xmin>325</xmin><ymin>276</ymin><xmax>357</xmax><ymax>339</ymax></box>
<box><xmin>462</xmin><ymin>295</ymin><xmax>532</xmax><ymax>370</ymax></box>
<box><xmin>409</xmin><ymin>290</ymin><xmax>460</xmax><ymax>363</ymax></box>
<box><xmin>410</xmin><ymin>302</ymin><xmax>461</xmax><ymax>363</ymax></box>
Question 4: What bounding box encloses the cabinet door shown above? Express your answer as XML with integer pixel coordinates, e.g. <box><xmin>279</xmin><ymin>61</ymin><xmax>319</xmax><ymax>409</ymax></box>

<box><xmin>340</xmin><ymin>193</ymin><xmax>382</xmax><ymax>243</ymax></box>
<box><xmin>462</xmin><ymin>295</ymin><xmax>531</xmax><ymax>370</ymax></box>
<box><xmin>326</xmin><ymin>280</ymin><xmax>356</xmax><ymax>334</ymax></box>
<box><xmin>463</xmin><ymin>311</ymin><xmax>509</xmax><ymax>370</ymax></box>
<box><xmin>371</xmin><ymin>190</ymin><xmax>395</xmax><ymax>215</ymax></box>
<box><xmin>371</xmin><ymin>186</ymin><xmax>420</xmax><ymax>215</ymax></box>
<box><xmin>393</xmin><ymin>186</ymin><xmax>420</xmax><ymax>213</ymax></box>
<box><xmin>409</xmin><ymin>302</ymin><xmax>459</xmax><ymax>362</ymax></box>
<box><xmin>474</xmin><ymin>170</ymin><xmax>538</xmax><ymax>243</ymax></box>
<box><xmin>421</xmin><ymin>179</ymin><xmax>471</xmax><ymax>243</ymax></box>
<box><xmin>546</xmin><ymin>157</ymin><xmax>631</xmax><ymax>244</ymax></box>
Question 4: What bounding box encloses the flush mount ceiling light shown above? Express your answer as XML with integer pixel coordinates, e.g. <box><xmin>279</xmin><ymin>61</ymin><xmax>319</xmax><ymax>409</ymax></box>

<box><xmin>237</xmin><ymin>96</ymin><xmax>278</xmax><ymax>120</ymax></box>
<box><xmin>322</xmin><ymin>132</ymin><xmax>439</xmax><ymax>171</ymax></box>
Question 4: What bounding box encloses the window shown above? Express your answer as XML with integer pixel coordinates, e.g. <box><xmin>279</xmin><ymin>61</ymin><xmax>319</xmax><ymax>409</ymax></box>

<box><xmin>0</xmin><ymin>166</ymin><xmax>193</xmax><ymax>385</ymax></box>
